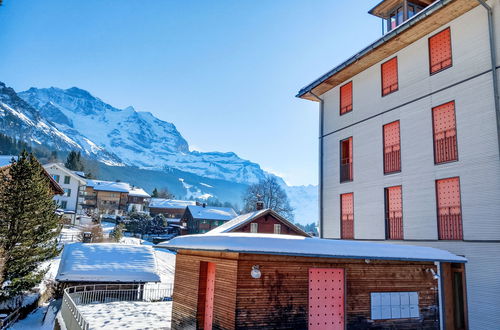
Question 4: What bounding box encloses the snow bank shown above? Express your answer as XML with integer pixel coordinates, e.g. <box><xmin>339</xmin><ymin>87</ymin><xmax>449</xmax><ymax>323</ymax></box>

<box><xmin>56</xmin><ymin>243</ymin><xmax>161</xmax><ymax>283</ymax></box>
<box><xmin>160</xmin><ymin>233</ymin><xmax>467</xmax><ymax>263</ymax></box>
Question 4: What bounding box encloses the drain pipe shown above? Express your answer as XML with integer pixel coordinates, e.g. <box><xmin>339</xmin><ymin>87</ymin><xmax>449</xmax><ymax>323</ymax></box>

<box><xmin>476</xmin><ymin>0</ymin><xmax>500</xmax><ymax>157</ymax></box>
<box><xmin>310</xmin><ymin>92</ymin><xmax>324</xmax><ymax>238</ymax></box>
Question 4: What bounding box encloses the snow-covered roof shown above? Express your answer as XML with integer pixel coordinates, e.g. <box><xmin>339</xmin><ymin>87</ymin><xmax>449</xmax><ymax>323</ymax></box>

<box><xmin>160</xmin><ymin>233</ymin><xmax>467</xmax><ymax>263</ymax></box>
<box><xmin>0</xmin><ymin>155</ymin><xmax>17</xmax><ymax>168</ymax></box>
<box><xmin>129</xmin><ymin>187</ymin><xmax>151</xmax><ymax>198</ymax></box>
<box><xmin>187</xmin><ymin>205</ymin><xmax>237</xmax><ymax>221</ymax></box>
<box><xmin>207</xmin><ymin>209</ymin><xmax>310</xmax><ymax>237</ymax></box>
<box><xmin>73</xmin><ymin>171</ymin><xmax>86</xmax><ymax>178</ymax></box>
<box><xmin>149</xmin><ymin>198</ymin><xmax>195</xmax><ymax>209</ymax></box>
<box><xmin>86</xmin><ymin>179</ymin><xmax>149</xmax><ymax>197</ymax></box>
<box><xmin>56</xmin><ymin>243</ymin><xmax>161</xmax><ymax>283</ymax></box>
<box><xmin>43</xmin><ymin>163</ymin><xmax>87</xmax><ymax>185</ymax></box>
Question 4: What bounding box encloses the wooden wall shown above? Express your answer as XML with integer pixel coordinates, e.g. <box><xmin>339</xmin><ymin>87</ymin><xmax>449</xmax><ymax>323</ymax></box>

<box><xmin>171</xmin><ymin>251</ymin><xmax>238</xmax><ymax>330</ymax></box>
<box><xmin>235</xmin><ymin>214</ymin><xmax>308</xmax><ymax>236</ymax></box>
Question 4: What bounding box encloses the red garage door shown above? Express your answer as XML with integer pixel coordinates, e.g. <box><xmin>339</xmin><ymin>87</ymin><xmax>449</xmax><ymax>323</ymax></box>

<box><xmin>309</xmin><ymin>268</ymin><xmax>345</xmax><ymax>329</ymax></box>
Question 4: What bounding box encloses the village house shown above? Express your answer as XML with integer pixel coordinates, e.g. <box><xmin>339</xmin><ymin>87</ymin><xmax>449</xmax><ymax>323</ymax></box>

<box><xmin>148</xmin><ymin>198</ymin><xmax>196</xmax><ymax>219</ymax></box>
<box><xmin>161</xmin><ymin>233</ymin><xmax>466</xmax><ymax>329</ymax></box>
<box><xmin>182</xmin><ymin>204</ymin><xmax>237</xmax><ymax>234</ymax></box>
<box><xmin>43</xmin><ymin>163</ymin><xmax>87</xmax><ymax>224</ymax></box>
<box><xmin>296</xmin><ymin>0</ymin><xmax>500</xmax><ymax>328</ymax></box>
<box><xmin>207</xmin><ymin>206</ymin><xmax>310</xmax><ymax>237</ymax></box>
<box><xmin>0</xmin><ymin>155</ymin><xmax>64</xmax><ymax>196</ymax></box>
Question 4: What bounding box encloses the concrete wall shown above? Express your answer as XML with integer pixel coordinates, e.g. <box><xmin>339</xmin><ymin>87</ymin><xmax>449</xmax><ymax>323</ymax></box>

<box><xmin>319</xmin><ymin>3</ymin><xmax>500</xmax><ymax>329</ymax></box>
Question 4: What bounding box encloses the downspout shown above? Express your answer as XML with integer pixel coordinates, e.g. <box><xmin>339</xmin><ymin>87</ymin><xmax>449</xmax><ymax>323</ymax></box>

<box><xmin>310</xmin><ymin>92</ymin><xmax>324</xmax><ymax>238</ymax></box>
<box><xmin>476</xmin><ymin>0</ymin><xmax>500</xmax><ymax>157</ymax></box>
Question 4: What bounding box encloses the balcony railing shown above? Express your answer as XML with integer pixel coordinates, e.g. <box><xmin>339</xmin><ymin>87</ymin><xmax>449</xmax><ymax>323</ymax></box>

<box><xmin>341</xmin><ymin>215</ymin><xmax>354</xmax><ymax>239</ymax></box>
<box><xmin>384</xmin><ymin>145</ymin><xmax>401</xmax><ymax>174</ymax></box>
<box><xmin>438</xmin><ymin>207</ymin><xmax>462</xmax><ymax>240</ymax></box>
<box><xmin>434</xmin><ymin>129</ymin><xmax>457</xmax><ymax>164</ymax></box>
<box><xmin>340</xmin><ymin>158</ymin><xmax>353</xmax><ymax>182</ymax></box>
<box><xmin>60</xmin><ymin>283</ymin><xmax>173</xmax><ymax>330</ymax></box>
<box><xmin>386</xmin><ymin>212</ymin><xmax>403</xmax><ymax>240</ymax></box>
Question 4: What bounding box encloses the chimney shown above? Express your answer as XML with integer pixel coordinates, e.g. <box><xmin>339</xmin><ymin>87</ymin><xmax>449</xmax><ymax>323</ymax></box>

<box><xmin>256</xmin><ymin>201</ymin><xmax>264</xmax><ymax>211</ymax></box>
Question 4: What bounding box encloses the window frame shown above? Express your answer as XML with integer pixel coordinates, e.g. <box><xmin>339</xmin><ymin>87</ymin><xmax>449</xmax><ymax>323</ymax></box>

<box><xmin>339</xmin><ymin>81</ymin><xmax>353</xmax><ymax>115</ymax></box>
<box><xmin>339</xmin><ymin>137</ymin><xmax>353</xmax><ymax>183</ymax></box>
<box><xmin>382</xmin><ymin>120</ymin><xmax>402</xmax><ymax>174</ymax></box>
<box><xmin>432</xmin><ymin>101</ymin><xmax>459</xmax><ymax>165</ymax></box>
<box><xmin>428</xmin><ymin>27</ymin><xmax>453</xmax><ymax>75</ymax></box>
<box><xmin>435</xmin><ymin>176</ymin><xmax>463</xmax><ymax>240</ymax></box>
<box><xmin>274</xmin><ymin>223</ymin><xmax>281</xmax><ymax>234</ymax></box>
<box><xmin>250</xmin><ymin>222</ymin><xmax>258</xmax><ymax>233</ymax></box>
<box><xmin>381</xmin><ymin>57</ymin><xmax>399</xmax><ymax>97</ymax></box>
<box><xmin>340</xmin><ymin>192</ymin><xmax>354</xmax><ymax>239</ymax></box>
<box><xmin>64</xmin><ymin>176</ymin><xmax>71</xmax><ymax>184</ymax></box>
<box><xmin>384</xmin><ymin>185</ymin><xmax>404</xmax><ymax>240</ymax></box>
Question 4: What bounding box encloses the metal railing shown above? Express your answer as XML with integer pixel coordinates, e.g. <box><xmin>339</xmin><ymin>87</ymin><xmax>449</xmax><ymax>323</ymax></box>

<box><xmin>341</xmin><ymin>215</ymin><xmax>354</xmax><ymax>239</ymax></box>
<box><xmin>384</xmin><ymin>146</ymin><xmax>401</xmax><ymax>174</ymax></box>
<box><xmin>438</xmin><ymin>207</ymin><xmax>463</xmax><ymax>240</ymax></box>
<box><xmin>61</xmin><ymin>283</ymin><xmax>173</xmax><ymax>330</ymax></box>
<box><xmin>340</xmin><ymin>159</ymin><xmax>353</xmax><ymax>182</ymax></box>
<box><xmin>386</xmin><ymin>213</ymin><xmax>403</xmax><ymax>240</ymax></box>
<box><xmin>434</xmin><ymin>129</ymin><xmax>458</xmax><ymax>163</ymax></box>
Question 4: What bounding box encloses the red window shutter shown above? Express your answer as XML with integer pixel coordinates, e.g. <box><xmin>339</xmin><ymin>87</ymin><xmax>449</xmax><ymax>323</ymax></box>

<box><xmin>340</xmin><ymin>137</ymin><xmax>353</xmax><ymax>182</ymax></box>
<box><xmin>433</xmin><ymin>101</ymin><xmax>458</xmax><ymax>164</ymax></box>
<box><xmin>429</xmin><ymin>28</ymin><xmax>452</xmax><ymax>74</ymax></box>
<box><xmin>436</xmin><ymin>177</ymin><xmax>462</xmax><ymax>240</ymax></box>
<box><xmin>381</xmin><ymin>57</ymin><xmax>398</xmax><ymax>96</ymax></box>
<box><xmin>340</xmin><ymin>82</ymin><xmax>353</xmax><ymax>115</ymax></box>
<box><xmin>383</xmin><ymin>121</ymin><xmax>401</xmax><ymax>173</ymax></box>
<box><xmin>386</xmin><ymin>186</ymin><xmax>403</xmax><ymax>240</ymax></box>
<box><xmin>341</xmin><ymin>193</ymin><xmax>354</xmax><ymax>239</ymax></box>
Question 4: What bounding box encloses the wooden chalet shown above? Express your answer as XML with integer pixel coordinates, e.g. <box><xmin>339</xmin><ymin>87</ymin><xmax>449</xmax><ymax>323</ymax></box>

<box><xmin>161</xmin><ymin>234</ymin><xmax>467</xmax><ymax>329</ymax></box>
<box><xmin>207</xmin><ymin>208</ymin><xmax>310</xmax><ymax>237</ymax></box>
<box><xmin>181</xmin><ymin>205</ymin><xmax>237</xmax><ymax>234</ymax></box>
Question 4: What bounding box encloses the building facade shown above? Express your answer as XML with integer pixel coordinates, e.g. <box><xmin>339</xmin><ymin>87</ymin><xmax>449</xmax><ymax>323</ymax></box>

<box><xmin>43</xmin><ymin>163</ymin><xmax>87</xmax><ymax>223</ymax></box>
<box><xmin>182</xmin><ymin>205</ymin><xmax>237</xmax><ymax>234</ymax></box>
<box><xmin>297</xmin><ymin>1</ymin><xmax>500</xmax><ymax>329</ymax></box>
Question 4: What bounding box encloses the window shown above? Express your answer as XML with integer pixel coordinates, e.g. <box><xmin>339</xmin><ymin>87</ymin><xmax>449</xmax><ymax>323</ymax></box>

<box><xmin>433</xmin><ymin>101</ymin><xmax>458</xmax><ymax>164</ymax></box>
<box><xmin>64</xmin><ymin>176</ymin><xmax>71</xmax><ymax>184</ymax></box>
<box><xmin>429</xmin><ymin>28</ymin><xmax>452</xmax><ymax>74</ymax></box>
<box><xmin>436</xmin><ymin>177</ymin><xmax>462</xmax><ymax>240</ymax></box>
<box><xmin>340</xmin><ymin>193</ymin><xmax>354</xmax><ymax>239</ymax></box>
<box><xmin>340</xmin><ymin>82</ymin><xmax>353</xmax><ymax>115</ymax></box>
<box><xmin>381</xmin><ymin>57</ymin><xmax>398</xmax><ymax>96</ymax></box>
<box><xmin>383</xmin><ymin>121</ymin><xmax>401</xmax><ymax>173</ymax></box>
<box><xmin>274</xmin><ymin>224</ymin><xmax>281</xmax><ymax>234</ymax></box>
<box><xmin>385</xmin><ymin>186</ymin><xmax>403</xmax><ymax>240</ymax></box>
<box><xmin>60</xmin><ymin>201</ymin><xmax>67</xmax><ymax>209</ymax></box>
<box><xmin>64</xmin><ymin>188</ymin><xmax>71</xmax><ymax>197</ymax></box>
<box><xmin>250</xmin><ymin>223</ymin><xmax>258</xmax><ymax>233</ymax></box>
<box><xmin>53</xmin><ymin>175</ymin><xmax>60</xmax><ymax>183</ymax></box>
<box><xmin>371</xmin><ymin>292</ymin><xmax>419</xmax><ymax>320</ymax></box>
<box><xmin>340</xmin><ymin>137</ymin><xmax>353</xmax><ymax>182</ymax></box>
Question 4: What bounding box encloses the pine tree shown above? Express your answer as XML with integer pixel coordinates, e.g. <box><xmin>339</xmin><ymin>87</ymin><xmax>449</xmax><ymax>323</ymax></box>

<box><xmin>151</xmin><ymin>188</ymin><xmax>159</xmax><ymax>198</ymax></box>
<box><xmin>0</xmin><ymin>151</ymin><xmax>61</xmax><ymax>302</ymax></box>
<box><xmin>65</xmin><ymin>151</ymin><xmax>84</xmax><ymax>171</ymax></box>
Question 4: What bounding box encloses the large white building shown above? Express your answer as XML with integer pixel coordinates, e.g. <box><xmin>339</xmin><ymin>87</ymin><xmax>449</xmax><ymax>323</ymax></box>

<box><xmin>297</xmin><ymin>0</ymin><xmax>500</xmax><ymax>329</ymax></box>
<box><xmin>43</xmin><ymin>163</ymin><xmax>87</xmax><ymax>224</ymax></box>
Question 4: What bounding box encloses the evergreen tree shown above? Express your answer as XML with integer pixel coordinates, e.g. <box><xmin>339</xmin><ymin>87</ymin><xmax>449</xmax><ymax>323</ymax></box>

<box><xmin>65</xmin><ymin>151</ymin><xmax>84</xmax><ymax>171</ymax></box>
<box><xmin>0</xmin><ymin>151</ymin><xmax>61</xmax><ymax>302</ymax></box>
<box><xmin>151</xmin><ymin>188</ymin><xmax>159</xmax><ymax>198</ymax></box>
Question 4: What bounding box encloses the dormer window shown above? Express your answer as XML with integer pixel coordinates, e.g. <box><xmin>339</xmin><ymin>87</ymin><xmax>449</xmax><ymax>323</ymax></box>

<box><xmin>369</xmin><ymin>0</ymin><xmax>432</xmax><ymax>33</ymax></box>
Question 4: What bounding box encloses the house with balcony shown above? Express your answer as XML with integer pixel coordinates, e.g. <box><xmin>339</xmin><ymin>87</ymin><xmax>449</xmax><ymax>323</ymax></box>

<box><xmin>297</xmin><ymin>0</ymin><xmax>500</xmax><ymax>328</ymax></box>
<box><xmin>43</xmin><ymin>163</ymin><xmax>87</xmax><ymax>224</ymax></box>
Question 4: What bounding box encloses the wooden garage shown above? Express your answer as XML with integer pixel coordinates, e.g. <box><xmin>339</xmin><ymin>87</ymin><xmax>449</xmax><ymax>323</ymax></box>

<box><xmin>161</xmin><ymin>233</ymin><xmax>467</xmax><ymax>330</ymax></box>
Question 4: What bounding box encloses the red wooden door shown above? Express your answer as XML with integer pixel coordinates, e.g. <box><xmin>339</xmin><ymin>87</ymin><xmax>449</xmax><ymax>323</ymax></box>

<box><xmin>204</xmin><ymin>262</ymin><xmax>216</xmax><ymax>330</ymax></box>
<box><xmin>309</xmin><ymin>268</ymin><xmax>345</xmax><ymax>330</ymax></box>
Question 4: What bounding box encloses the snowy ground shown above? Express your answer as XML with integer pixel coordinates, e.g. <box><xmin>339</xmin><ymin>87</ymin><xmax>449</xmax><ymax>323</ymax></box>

<box><xmin>78</xmin><ymin>301</ymin><xmax>172</xmax><ymax>330</ymax></box>
<box><xmin>8</xmin><ymin>300</ymin><xmax>60</xmax><ymax>330</ymax></box>
<box><xmin>101</xmin><ymin>221</ymin><xmax>116</xmax><ymax>238</ymax></box>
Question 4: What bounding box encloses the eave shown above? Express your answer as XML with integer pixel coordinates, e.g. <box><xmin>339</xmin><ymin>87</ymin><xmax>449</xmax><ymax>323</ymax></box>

<box><xmin>297</xmin><ymin>0</ymin><xmax>479</xmax><ymax>102</ymax></box>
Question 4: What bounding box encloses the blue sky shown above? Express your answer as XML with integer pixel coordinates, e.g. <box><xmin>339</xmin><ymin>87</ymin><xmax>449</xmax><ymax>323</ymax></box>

<box><xmin>0</xmin><ymin>0</ymin><xmax>382</xmax><ymax>186</ymax></box>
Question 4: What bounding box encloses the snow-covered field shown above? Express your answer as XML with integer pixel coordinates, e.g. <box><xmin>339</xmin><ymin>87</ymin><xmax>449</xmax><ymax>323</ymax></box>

<box><xmin>78</xmin><ymin>301</ymin><xmax>172</xmax><ymax>330</ymax></box>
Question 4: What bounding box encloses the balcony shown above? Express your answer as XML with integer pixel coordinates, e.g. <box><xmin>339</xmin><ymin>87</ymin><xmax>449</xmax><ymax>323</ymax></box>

<box><xmin>60</xmin><ymin>283</ymin><xmax>173</xmax><ymax>330</ymax></box>
<box><xmin>384</xmin><ymin>145</ymin><xmax>401</xmax><ymax>174</ymax></box>
<box><xmin>434</xmin><ymin>128</ymin><xmax>458</xmax><ymax>164</ymax></box>
<box><xmin>340</xmin><ymin>158</ymin><xmax>353</xmax><ymax>183</ymax></box>
<box><xmin>438</xmin><ymin>207</ymin><xmax>462</xmax><ymax>240</ymax></box>
<box><xmin>386</xmin><ymin>213</ymin><xmax>403</xmax><ymax>240</ymax></box>
<box><xmin>341</xmin><ymin>214</ymin><xmax>354</xmax><ymax>239</ymax></box>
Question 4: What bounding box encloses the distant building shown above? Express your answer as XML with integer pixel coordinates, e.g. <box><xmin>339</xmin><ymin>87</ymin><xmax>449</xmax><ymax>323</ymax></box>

<box><xmin>207</xmin><ymin>208</ymin><xmax>310</xmax><ymax>237</ymax></box>
<box><xmin>0</xmin><ymin>155</ymin><xmax>63</xmax><ymax>196</ymax></box>
<box><xmin>83</xmin><ymin>180</ymin><xmax>150</xmax><ymax>216</ymax></box>
<box><xmin>182</xmin><ymin>205</ymin><xmax>237</xmax><ymax>234</ymax></box>
<box><xmin>43</xmin><ymin>163</ymin><xmax>87</xmax><ymax>224</ymax></box>
<box><xmin>148</xmin><ymin>198</ymin><xmax>196</xmax><ymax>218</ymax></box>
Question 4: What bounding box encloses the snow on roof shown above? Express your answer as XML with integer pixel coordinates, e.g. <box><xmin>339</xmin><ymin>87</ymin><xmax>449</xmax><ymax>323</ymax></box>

<box><xmin>43</xmin><ymin>163</ymin><xmax>87</xmax><ymax>184</ymax></box>
<box><xmin>207</xmin><ymin>209</ymin><xmax>310</xmax><ymax>236</ymax></box>
<box><xmin>129</xmin><ymin>187</ymin><xmax>151</xmax><ymax>198</ymax></box>
<box><xmin>149</xmin><ymin>198</ymin><xmax>196</xmax><ymax>209</ymax></box>
<box><xmin>187</xmin><ymin>205</ymin><xmax>237</xmax><ymax>221</ymax></box>
<box><xmin>86</xmin><ymin>179</ymin><xmax>149</xmax><ymax>197</ymax></box>
<box><xmin>73</xmin><ymin>171</ymin><xmax>86</xmax><ymax>178</ymax></box>
<box><xmin>56</xmin><ymin>243</ymin><xmax>161</xmax><ymax>283</ymax></box>
<box><xmin>0</xmin><ymin>155</ymin><xmax>17</xmax><ymax>168</ymax></box>
<box><xmin>160</xmin><ymin>233</ymin><xmax>467</xmax><ymax>263</ymax></box>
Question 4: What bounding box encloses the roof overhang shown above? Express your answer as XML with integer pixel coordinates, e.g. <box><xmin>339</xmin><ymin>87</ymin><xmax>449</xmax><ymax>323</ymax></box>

<box><xmin>297</xmin><ymin>0</ymin><xmax>479</xmax><ymax>101</ymax></box>
<box><xmin>368</xmin><ymin>0</ymin><xmax>434</xmax><ymax>19</ymax></box>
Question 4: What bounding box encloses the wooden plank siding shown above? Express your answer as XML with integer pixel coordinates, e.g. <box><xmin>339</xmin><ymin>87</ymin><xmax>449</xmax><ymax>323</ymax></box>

<box><xmin>172</xmin><ymin>250</ymin><xmax>443</xmax><ymax>329</ymax></box>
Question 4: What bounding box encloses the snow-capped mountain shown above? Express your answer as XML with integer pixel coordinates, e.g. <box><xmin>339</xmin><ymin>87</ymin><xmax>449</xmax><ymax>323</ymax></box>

<box><xmin>19</xmin><ymin>86</ymin><xmax>266</xmax><ymax>184</ymax></box>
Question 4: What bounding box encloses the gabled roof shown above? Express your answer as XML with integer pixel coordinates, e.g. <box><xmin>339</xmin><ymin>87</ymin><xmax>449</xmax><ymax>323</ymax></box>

<box><xmin>160</xmin><ymin>233</ymin><xmax>467</xmax><ymax>263</ymax></box>
<box><xmin>129</xmin><ymin>187</ymin><xmax>151</xmax><ymax>198</ymax></box>
<box><xmin>56</xmin><ymin>243</ymin><xmax>161</xmax><ymax>283</ymax></box>
<box><xmin>43</xmin><ymin>163</ymin><xmax>87</xmax><ymax>185</ymax></box>
<box><xmin>187</xmin><ymin>205</ymin><xmax>237</xmax><ymax>221</ymax></box>
<box><xmin>86</xmin><ymin>179</ymin><xmax>150</xmax><ymax>198</ymax></box>
<box><xmin>149</xmin><ymin>198</ymin><xmax>196</xmax><ymax>209</ymax></box>
<box><xmin>207</xmin><ymin>208</ymin><xmax>311</xmax><ymax>237</ymax></box>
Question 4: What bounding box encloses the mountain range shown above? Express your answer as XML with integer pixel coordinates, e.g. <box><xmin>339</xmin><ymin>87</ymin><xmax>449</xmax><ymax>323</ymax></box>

<box><xmin>0</xmin><ymin>82</ymin><xmax>317</xmax><ymax>224</ymax></box>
